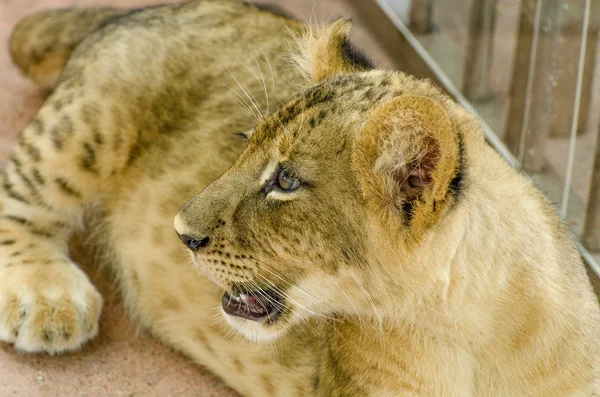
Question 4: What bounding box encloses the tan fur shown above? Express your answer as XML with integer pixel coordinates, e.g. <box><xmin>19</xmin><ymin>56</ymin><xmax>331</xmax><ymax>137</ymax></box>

<box><xmin>290</xmin><ymin>19</ymin><xmax>364</xmax><ymax>83</ymax></box>
<box><xmin>1</xmin><ymin>1</ymin><xmax>599</xmax><ymax>396</ymax></box>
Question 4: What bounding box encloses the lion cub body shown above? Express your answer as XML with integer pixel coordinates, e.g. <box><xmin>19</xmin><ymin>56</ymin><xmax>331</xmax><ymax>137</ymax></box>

<box><xmin>1</xmin><ymin>1</ymin><xmax>599</xmax><ymax>396</ymax></box>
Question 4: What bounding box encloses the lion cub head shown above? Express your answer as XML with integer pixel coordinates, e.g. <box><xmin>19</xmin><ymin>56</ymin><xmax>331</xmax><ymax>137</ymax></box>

<box><xmin>174</xmin><ymin>20</ymin><xmax>465</xmax><ymax>342</ymax></box>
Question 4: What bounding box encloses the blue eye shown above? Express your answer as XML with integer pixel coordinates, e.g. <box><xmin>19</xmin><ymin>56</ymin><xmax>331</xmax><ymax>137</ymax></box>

<box><xmin>277</xmin><ymin>169</ymin><xmax>300</xmax><ymax>191</ymax></box>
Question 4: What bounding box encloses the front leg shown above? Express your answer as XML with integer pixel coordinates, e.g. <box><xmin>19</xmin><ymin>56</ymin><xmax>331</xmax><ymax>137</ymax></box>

<box><xmin>0</xmin><ymin>100</ymin><xmax>112</xmax><ymax>353</ymax></box>
<box><xmin>0</xmin><ymin>84</ymin><xmax>137</xmax><ymax>352</ymax></box>
<box><xmin>0</xmin><ymin>3</ymin><xmax>177</xmax><ymax>353</ymax></box>
<box><xmin>1</xmin><ymin>43</ymin><xmax>138</xmax><ymax>354</ymax></box>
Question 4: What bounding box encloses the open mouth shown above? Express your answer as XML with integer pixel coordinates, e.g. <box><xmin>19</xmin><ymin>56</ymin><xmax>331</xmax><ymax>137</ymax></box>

<box><xmin>222</xmin><ymin>287</ymin><xmax>284</xmax><ymax>322</ymax></box>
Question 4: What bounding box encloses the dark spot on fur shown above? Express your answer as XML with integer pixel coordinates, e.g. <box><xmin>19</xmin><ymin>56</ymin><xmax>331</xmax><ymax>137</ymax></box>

<box><xmin>93</xmin><ymin>132</ymin><xmax>105</xmax><ymax>146</ymax></box>
<box><xmin>53</xmin><ymin>220</ymin><xmax>69</xmax><ymax>229</ymax></box>
<box><xmin>50</xmin><ymin>115</ymin><xmax>74</xmax><ymax>150</ymax></box>
<box><xmin>126</xmin><ymin>143</ymin><xmax>142</xmax><ymax>165</ymax></box>
<box><xmin>312</xmin><ymin>373</ymin><xmax>320</xmax><ymax>391</ymax></box>
<box><xmin>42</xmin><ymin>329</ymin><xmax>54</xmax><ymax>343</ymax></box>
<box><xmin>18</xmin><ymin>136</ymin><xmax>42</xmax><ymax>162</ymax></box>
<box><xmin>52</xmin><ymin>99</ymin><xmax>63</xmax><ymax>112</ymax></box>
<box><xmin>0</xmin><ymin>240</ymin><xmax>16</xmax><ymax>245</ymax></box>
<box><xmin>31</xmin><ymin>168</ymin><xmax>45</xmax><ymax>185</ymax></box>
<box><xmin>29</xmin><ymin>118</ymin><xmax>45</xmax><ymax>135</ymax></box>
<box><xmin>10</xmin><ymin>157</ymin><xmax>41</xmax><ymax>200</ymax></box>
<box><xmin>261</xmin><ymin>374</ymin><xmax>275</xmax><ymax>395</ymax></box>
<box><xmin>2</xmin><ymin>178</ymin><xmax>31</xmax><ymax>205</ymax></box>
<box><xmin>162</xmin><ymin>296</ymin><xmax>182</xmax><ymax>311</ymax></box>
<box><xmin>258</xmin><ymin>88</ymin><xmax>336</xmax><ymax>137</ymax></box>
<box><xmin>380</xmin><ymin>76</ymin><xmax>392</xmax><ymax>87</ymax></box>
<box><xmin>193</xmin><ymin>328</ymin><xmax>215</xmax><ymax>355</ymax></box>
<box><xmin>2</xmin><ymin>215</ymin><xmax>28</xmax><ymax>225</ymax></box>
<box><xmin>81</xmin><ymin>143</ymin><xmax>98</xmax><ymax>173</ymax></box>
<box><xmin>30</xmin><ymin>229</ymin><xmax>54</xmax><ymax>239</ymax></box>
<box><xmin>309</xmin><ymin>110</ymin><xmax>328</xmax><ymax>128</ymax></box>
<box><xmin>232</xmin><ymin>357</ymin><xmax>245</xmax><ymax>373</ymax></box>
<box><xmin>363</xmin><ymin>87</ymin><xmax>376</xmax><ymax>101</ymax></box>
<box><xmin>81</xmin><ymin>103</ymin><xmax>103</xmax><ymax>140</ymax></box>
<box><xmin>55</xmin><ymin>177</ymin><xmax>82</xmax><ymax>198</ymax></box>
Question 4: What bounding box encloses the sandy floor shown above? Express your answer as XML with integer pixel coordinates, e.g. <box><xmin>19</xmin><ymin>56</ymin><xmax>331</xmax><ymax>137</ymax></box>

<box><xmin>0</xmin><ymin>1</ymin><xmax>390</xmax><ymax>396</ymax></box>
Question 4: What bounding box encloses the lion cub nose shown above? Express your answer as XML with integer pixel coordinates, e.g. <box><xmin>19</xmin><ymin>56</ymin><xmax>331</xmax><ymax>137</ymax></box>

<box><xmin>178</xmin><ymin>234</ymin><xmax>210</xmax><ymax>252</ymax></box>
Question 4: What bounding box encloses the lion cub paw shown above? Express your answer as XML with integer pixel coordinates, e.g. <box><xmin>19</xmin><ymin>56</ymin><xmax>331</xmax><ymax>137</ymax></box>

<box><xmin>0</xmin><ymin>258</ymin><xmax>102</xmax><ymax>354</ymax></box>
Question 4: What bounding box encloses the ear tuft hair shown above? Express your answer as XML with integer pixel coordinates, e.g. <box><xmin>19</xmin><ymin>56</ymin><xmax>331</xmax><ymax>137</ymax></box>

<box><xmin>290</xmin><ymin>19</ymin><xmax>372</xmax><ymax>83</ymax></box>
<box><xmin>353</xmin><ymin>95</ymin><xmax>461</xmax><ymax>239</ymax></box>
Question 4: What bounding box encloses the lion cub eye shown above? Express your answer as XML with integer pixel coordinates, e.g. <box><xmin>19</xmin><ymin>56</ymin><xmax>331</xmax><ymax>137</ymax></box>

<box><xmin>277</xmin><ymin>169</ymin><xmax>300</xmax><ymax>191</ymax></box>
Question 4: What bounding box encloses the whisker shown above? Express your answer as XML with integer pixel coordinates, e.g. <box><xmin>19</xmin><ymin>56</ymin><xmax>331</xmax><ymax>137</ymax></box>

<box><xmin>244</xmin><ymin>261</ymin><xmax>341</xmax><ymax>323</ymax></box>
<box><xmin>227</xmin><ymin>68</ymin><xmax>263</xmax><ymax>119</ymax></box>
<box><xmin>248</xmin><ymin>257</ymin><xmax>370</xmax><ymax>335</ymax></box>
<box><xmin>274</xmin><ymin>114</ymin><xmax>293</xmax><ymax>136</ymax></box>
<box><xmin>296</xmin><ymin>110</ymin><xmax>305</xmax><ymax>137</ymax></box>
<box><xmin>225</xmin><ymin>84</ymin><xmax>260</xmax><ymax>121</ymax></box>
<box><xmin>252</xmin><ymin>52</ymin><xmax>270</xmax><ymax>113</ymax></box>
<box><xmin>247</xmin><ymin>280</ymin><xmax>320</xmax><ymax>338</ymax></box>
<box><xmin>248</xmin><ymin>256</ymin><xmax>335</xmax><ymax>311</ymax></box>
<box><xmin>245</xmin><ymin>63</ymin><xmax>268</xmax><ymax>114</ymax></box>
<box><xmin>331</xmin><ymin>281</ymin><xmax>366</xmax><ymax>333</ymax></box>
<box><xmin>259</xmin><ymin>48</ymin><xmax>276</xmax><ymax>95</ymax></box>
<box><xmin>251</xmin><ymin>269</ymin><xmax>345</xmax><ymax>339</ymax></box>
<box><xmin>349</xmin><ymin>272</ymin><xmax>384</xmax><ymax>334</ymax></box>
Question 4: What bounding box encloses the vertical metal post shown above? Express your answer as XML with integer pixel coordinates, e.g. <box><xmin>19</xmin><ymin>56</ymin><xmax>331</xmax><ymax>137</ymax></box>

<box><xmin>583</xmin><ymin>132</ymin><xmax>600</xmax><ymax>252</ymax></box>
<box><xmin>505</xmin><ymin>0</ymin><xmax>541</xmax><ymax>169</ymax></box>
<box><xmin>410</xmin><ymin>0</ymin><xmax>434</xmax><ymax>34</ymax></box>
<box><xmin>463</xmin><ymin>0</ymin><xmax>498</xmax><ymax>101</ymax></box>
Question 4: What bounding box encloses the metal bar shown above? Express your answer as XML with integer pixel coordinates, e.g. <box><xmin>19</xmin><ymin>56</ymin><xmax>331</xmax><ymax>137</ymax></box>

<box><xmin>410</xmin><ymin>0</ymin><xmax>434</xmax><ymax>34</ymax></box>
<box><xmin>463</xmin><ymin>0</ymin><xmax>498</xmax><ymax>101</ymax></box>
<box><xmin>517</xmin><ymin>0</ymin><xmax>543</xmax><ymax>166</ymax></box>
<box><xmin>561</xmin><ymin>0</ymin><xmax>592</xmax><ymax>218</ymax></box>
<box><xmin>582</xmin><ymin>131</ymin><xmax>600</xmax><ymax>252</ymax></box>
<box><xmin>504</xmin><ymin>0</ymin><xmax>540</xmax><ymax>162</ymax></box>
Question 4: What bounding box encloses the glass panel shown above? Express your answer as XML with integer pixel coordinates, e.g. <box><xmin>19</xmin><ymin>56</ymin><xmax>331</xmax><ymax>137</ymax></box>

<box><xmin>376</xmin><ymin>0</ymin><xmax>600</xmax><ymax>270</ymax></box>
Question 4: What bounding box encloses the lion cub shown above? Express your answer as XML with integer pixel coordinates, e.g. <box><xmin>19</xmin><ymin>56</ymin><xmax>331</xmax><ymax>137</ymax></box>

<box><xmin>2</xmin><ymin>1</ymin><xmax>599</xmax><ymax>396</ymax></box>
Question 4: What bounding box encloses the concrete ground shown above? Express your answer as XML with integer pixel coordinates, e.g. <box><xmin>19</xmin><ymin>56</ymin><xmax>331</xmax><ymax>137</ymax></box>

<box><xmin>0</xmin><ymin>1</ymin><xmax>391</xmax><ymax>396</ymax></box>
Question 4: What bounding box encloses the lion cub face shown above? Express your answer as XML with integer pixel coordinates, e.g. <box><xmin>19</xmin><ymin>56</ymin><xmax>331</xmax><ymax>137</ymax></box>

<box><xmin>175</xmin><ymin>21</ymin><xmax>463</xmax><ymax>342</ymax></box>
<box><xmin>175</xmin><ymin>75</ymin><xmax>463</xmax><ymax>342</ymax></box>
<box><xmin>175</xmin><ymin>77</ymin><xmax>373</xmax><ymax>341</ymax></box>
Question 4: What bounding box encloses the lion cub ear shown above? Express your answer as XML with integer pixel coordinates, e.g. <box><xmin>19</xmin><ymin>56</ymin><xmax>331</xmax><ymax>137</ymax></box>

<box><xmin>353</xmin><ymin>95</ymin><xmax>461</xmax><ymax>240</ymax></box>
<box><xmin>293</xmin><ymin>19</ymin><xmax>372</xmax><ymax>83</ymax></box>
